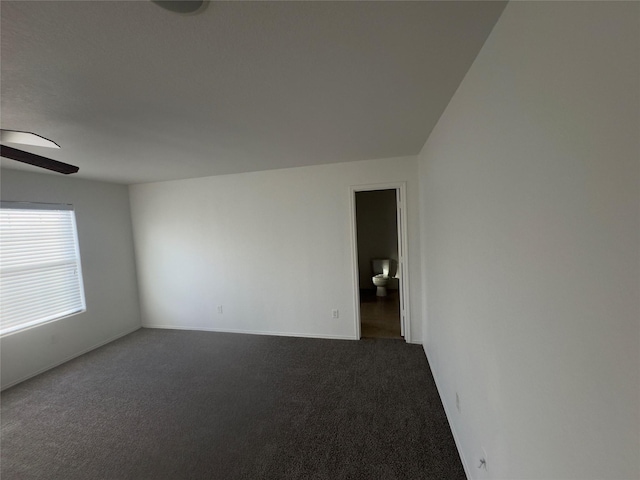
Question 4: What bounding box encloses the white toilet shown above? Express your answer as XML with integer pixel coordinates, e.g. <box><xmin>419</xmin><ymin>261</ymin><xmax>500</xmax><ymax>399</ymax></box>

<box><xmin>371</xmin><ymin>259</ymin><xmax>391</xmax><ymax>297</ymax></box>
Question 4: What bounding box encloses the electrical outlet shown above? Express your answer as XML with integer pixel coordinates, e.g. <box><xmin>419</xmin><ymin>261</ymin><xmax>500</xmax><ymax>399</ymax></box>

<box><xmin>456</xmin><ymin>392</ymin><xmax>461</xmax><ymax>413</ymax></box>
<box><xmin>217</xmin><ymin>305</ymin><xmax>223</xmax><ymax>314</ymax></box>
<box><xmin>332</xmin><ymin>309</ymin><xmax>339</xmax><ymax>319</ymax></box>
<box><xmin>479</xmin><ymin>447</ymin><xmax>488</xmax><ymax>472</ymax></box>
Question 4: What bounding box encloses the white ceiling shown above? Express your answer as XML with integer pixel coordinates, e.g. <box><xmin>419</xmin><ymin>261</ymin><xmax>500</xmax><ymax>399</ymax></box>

<box><xmin>1</xmin><ymin>1</ymin><xmax>506</xmax><ymax>185</ymax></box>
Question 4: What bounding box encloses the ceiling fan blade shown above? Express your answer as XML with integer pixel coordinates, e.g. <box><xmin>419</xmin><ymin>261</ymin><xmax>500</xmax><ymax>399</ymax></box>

<box><xmin>1</xmin><ymin>145</ymin><xmax>79</xmax><ymax>175</ymax></box>
<box><xmin>0</xmin><ymin>130</ymin><xmax>61</xmax><ymax>149</ymax></box>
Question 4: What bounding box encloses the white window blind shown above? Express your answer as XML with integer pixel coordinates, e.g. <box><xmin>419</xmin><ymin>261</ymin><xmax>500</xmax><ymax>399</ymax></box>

<box><xmin>0</xmin><ymin>202</ymin><xmax>86</xmax><ymax>336</ymax></box>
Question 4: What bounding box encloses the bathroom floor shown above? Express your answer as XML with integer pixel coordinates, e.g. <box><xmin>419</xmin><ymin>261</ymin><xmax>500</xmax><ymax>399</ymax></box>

<box><xmin>359</xmin><ymin>289</ymin><xmax>402</xmax><ymax>339</ymax></box>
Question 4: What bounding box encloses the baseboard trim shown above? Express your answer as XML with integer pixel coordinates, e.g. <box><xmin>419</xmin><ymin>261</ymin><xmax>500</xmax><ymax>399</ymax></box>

<box><xmin>142</xmin><ymin>323</ymin><xmax>356</xmax><ymax>341</ymax></box>
<box><xmin>1</xmin><ymin>326</ymin><xmax>142</xmax><ymax>391</ymax></box>
<box><xmin>423</xmin><ymin>344</ymin><xmax>472</xmax><ymax>480</ymax></box>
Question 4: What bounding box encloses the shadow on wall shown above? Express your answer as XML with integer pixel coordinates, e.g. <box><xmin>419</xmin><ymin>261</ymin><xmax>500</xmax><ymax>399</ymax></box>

<box><xmin>355</xmin><ymin>189</ymin><xmax>399</xmax><ymax>290</ymax></box>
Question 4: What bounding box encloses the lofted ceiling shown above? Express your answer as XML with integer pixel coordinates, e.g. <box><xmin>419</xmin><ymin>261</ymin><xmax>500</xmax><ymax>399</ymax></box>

<box><xmin>1</xmin><ymin>1</ymin><xmax>506</xmax><ymax>185</ymax></box>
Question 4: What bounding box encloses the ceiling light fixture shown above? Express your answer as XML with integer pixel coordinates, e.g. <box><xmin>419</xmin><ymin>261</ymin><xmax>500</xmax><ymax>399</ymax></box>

<box><xmin>0</xmin><ymin>129</ymin><xmax>79</xmax><ymax>174</ymax></box>
<box><xmin>0</xmin><ymin>130</ymin><xmax>60</xmax><ymax>149</ymax></box>
<box><xmin>151</xmin><ymin>0</ymin><xmax>207</xmax><ymax>15</ymax></box>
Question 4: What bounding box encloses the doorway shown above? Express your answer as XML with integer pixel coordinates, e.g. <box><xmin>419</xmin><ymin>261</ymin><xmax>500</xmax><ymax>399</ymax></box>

<box><xmin>350</xmin><ymin>183</ymin><xmax>409</xmax><ymax>342</ymax></box>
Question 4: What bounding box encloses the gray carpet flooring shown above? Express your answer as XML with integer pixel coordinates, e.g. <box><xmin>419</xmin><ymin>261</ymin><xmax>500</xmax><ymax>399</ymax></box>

<box><xmin>1</xmin><ymin>328</ymin><xmax>465</xmax><ymax>480</ymax></box>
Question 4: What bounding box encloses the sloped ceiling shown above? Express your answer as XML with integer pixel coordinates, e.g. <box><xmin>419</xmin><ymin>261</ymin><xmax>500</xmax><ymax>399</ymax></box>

<box><xmin>1</xmin><ymin>1</ymin><xmax>506</xmax><ymax>184</ymax></box>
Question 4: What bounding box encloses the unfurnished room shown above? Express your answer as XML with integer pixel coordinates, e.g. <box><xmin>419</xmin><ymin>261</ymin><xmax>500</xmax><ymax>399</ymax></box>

<box><xmin>0</xmin><ymin>1</ymin><xmax>638</xmax><ymax>479</ymax></box>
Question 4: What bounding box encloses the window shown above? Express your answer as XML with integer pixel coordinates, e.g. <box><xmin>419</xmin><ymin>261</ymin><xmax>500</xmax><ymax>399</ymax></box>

<box><xmin>0</xmin><ymin>202</ymin><xmax>86</xmax><ymax>336</ymax></box>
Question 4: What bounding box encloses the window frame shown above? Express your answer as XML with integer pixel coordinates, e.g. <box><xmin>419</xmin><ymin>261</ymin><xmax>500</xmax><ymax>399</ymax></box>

<box><xmin>0</xmin><ymin>201</ymin><xmax>86</xmax><ymax>336</ymax></box>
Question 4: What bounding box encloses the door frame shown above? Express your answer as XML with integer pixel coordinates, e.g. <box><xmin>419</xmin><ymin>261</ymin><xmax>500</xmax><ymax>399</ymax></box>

<box><xmin>349</xmin><ymin>182</ymin><xmax>411</xmax><ymax>342</ymax></box>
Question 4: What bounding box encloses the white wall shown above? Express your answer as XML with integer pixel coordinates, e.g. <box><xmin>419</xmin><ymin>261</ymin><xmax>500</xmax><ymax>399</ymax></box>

<box><xmin>0</xmin><ymin>169</ymin><xmax>141</xmax><ymax>389</ymax></box>
<box><xmin>355</xmin><ymin>189</ymin><xmax>399</xmax><ymax>289</ymax></box>
<box><xmin>419</xmin><ymin>2</ymin><xmax>639</xmax><ymax>479</ymax></box>
<box><xmin>129</xmin><ymin>156</ymin><xmax>422</xmax><ymax>342</ymax></box>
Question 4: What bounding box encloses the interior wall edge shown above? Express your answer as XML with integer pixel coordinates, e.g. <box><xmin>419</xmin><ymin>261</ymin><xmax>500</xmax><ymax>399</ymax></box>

<box><xmin>141</xmin><ymin>324</ymin><xmax>357</xmax><ymax>341</ymax></box>
<box><xmin>1</xmin><ymin>326</ymin><xmax>142</xmax><ymax>392</ymax></box>
<box><xmin>423</xmin><ymin>343</ymin><xmax>472</xmax><ymax>479</ymax></box>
